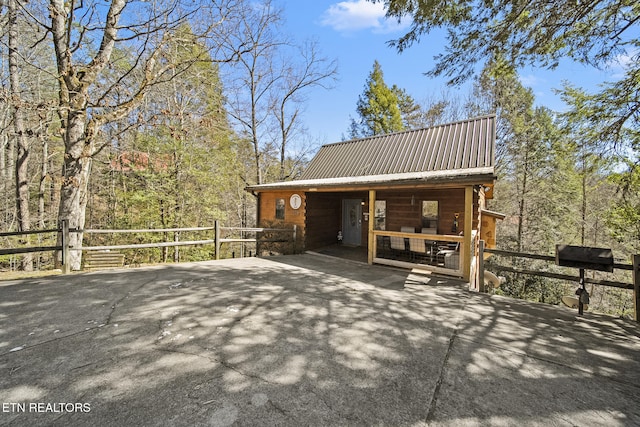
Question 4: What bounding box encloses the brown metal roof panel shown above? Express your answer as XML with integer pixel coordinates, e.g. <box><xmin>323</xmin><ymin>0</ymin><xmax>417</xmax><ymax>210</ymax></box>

<box><xmin>386</xmin><ymin>133</ymin><xmax>404</xmax><ymax>173</ymax></box>
<box><xmin>389</xmin><ymin>135</ymin><xmax>406</xmax><ymax>173</ymax></box>
<box><xmin>371</xmin><ymin>136</ymin><xmax>392</xmax><ymax>173</ymax></box>
<box><xmin>299</xmin><ymin>114</ymin><xmax>496</xmax><ymax>181</ymax></box>
<box><xmin>438</xmin><ymin>124</ymin><xmax>451</xmax><ymax>170</ymax></box>
<box><xmin>362</xmin><ymin>138</ymin><xmax>383</xmax><ymax>175</ymax></box>
<box><xmin>434</xmin><ymin>124</ymin><xmax>451</xmax><ymax>170</ymax></box>
<box><xmin>488</xmin><ymin>117</ymin><xmax>496</xmax><ymax>166</ymax></box>
<box><xmin>408</xmin><ymin>131</ymin><xmax>423</xmax><ymax>171</ymax></box>
<box><xmin>461</xmin><ymin>120</ymin><xmax>473</xmax><ymax>169</ymax></box>
<box><xmin>460</xmin><ymin>121</ymin><xmax>471</xmax><ymax>169</ymax></box>
<box><xmin>370</xmin><ymin>136</ymin><xmax>389</xmax><ymax>173</ymax></box>
<box><xmin>447</xmin><ymin>122</ymin><xmax>462</xmax><ymax>169</ymax></box>
<box><xmin>453</xmin><ymin>122</ymin><xmax>467</xmax><ymax>169</ymax></box>
<box><xmin>377</xmin><ymin>134</ymin><xmax>394</xmax><ymax>174</ymax></box>
<box><xmin>407</xmin><ymin>130</ymin><xmax>424</xmax><ymax>171</ymax></box>
<box><xmin>421</xmin><ymin>126</ymin><xmax>437</xmax><ymax>171</ymax></box>
<box><xmin>479</xmin><ymin>118</ymin><xmax>490</xmax><ymax>167</ymax></box>
<box><xmin>468</xmin><ymin>121</ymin><xmax>484</xmax><ymax>168</ymax></box>
<box><xmin>423</xmin><ymin>127</ymin><xmax>437</xmax><ymax>170</ymax></box>
<box><xmin>396</xmin><ymin>133</ymin><xmax>413</xmax><ymax>173</ymax></box>
<box><xmin>473</xmin><ymin>118</ymin><xmax>486</xmax><ymax>168</ymax></box>
<box><xmin>400</xmin><ymin>131</ymin><xmax>418</xmax><ymax>172</ymax></box>
<box><xmin>300</xmin><ymin>147</ymin><xmax>328</xmax><ymax>178</ymax></box>
<box><xmin>399</xmin><ymin>131</ymin><xmax>416</xmax><ymax>172</ymax></box>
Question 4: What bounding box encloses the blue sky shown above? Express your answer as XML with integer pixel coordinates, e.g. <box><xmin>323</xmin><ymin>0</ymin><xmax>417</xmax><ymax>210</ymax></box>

<box><xmin>278</xmin><ymin>0</ymin><xmax>623</xmax><ymax>146</ymax></box>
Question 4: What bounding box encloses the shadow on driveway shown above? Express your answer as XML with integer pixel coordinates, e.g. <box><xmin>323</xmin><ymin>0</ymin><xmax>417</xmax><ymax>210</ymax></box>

<box><xmin>1</xmin><ymin>254</ymin><xmax>639</xmax><ymax>426</ymax></box>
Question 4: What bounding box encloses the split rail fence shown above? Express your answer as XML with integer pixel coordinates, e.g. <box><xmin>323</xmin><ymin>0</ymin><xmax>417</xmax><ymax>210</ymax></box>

<box><xmin>0</xmin><ymin>220</ymin><xmax>296</xmax><ymax>274</ymax></box>
<box><xmin>478</xmin><ymin>240</ymin><xmax>640</xmax><ymax>322</ymax></box>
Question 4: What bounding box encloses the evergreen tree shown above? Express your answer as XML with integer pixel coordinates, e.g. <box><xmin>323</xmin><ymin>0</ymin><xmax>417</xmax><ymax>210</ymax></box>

<box><xmin>392</xmin><ymin>85</ymin><xmax>423</xmax><ymax>130</ymax></box>
<box><xmin>473</xmin><ymin>57</ymin><xmax>568</xmax><ymax>301</ymax></box>
<box><xmin>88</xmin><ymin>25</ymin><xmax>241</xmax><ymax>264</ymax></box>
<box><xmin>349</xmin><ymin>61</ymin><xmax>404</xmax><ymax>138</ymax></box>
<box><xmin>607</xmin><ymin>159</ymin><xmax>640</xmax><ymax>253</ymax></box>
<box><xmin>558</xmin><ymin>85</ymin><xmax>614</xmax><ymax>246</ymax></box>
<box><xmin>473</xmin><ymin>57</ymin><xmax>553</xmax><ymax>252</ymax></box>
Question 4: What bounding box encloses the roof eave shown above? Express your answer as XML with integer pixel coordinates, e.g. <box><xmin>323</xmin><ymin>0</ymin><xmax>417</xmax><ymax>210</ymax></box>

<box><xmin>246</xmin><ymin>167</ymin><xmax>496</xmax><ymax>192</ymax></box>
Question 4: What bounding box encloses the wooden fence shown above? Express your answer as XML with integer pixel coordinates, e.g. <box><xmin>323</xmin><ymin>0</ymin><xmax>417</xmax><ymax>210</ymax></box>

<box><xmin>478</xmin><ymin>240</ymin><xmax>640</xmax><ymax>322</ymax></box>
<box><xmin>1</xmin><ymin>221</ymin><xmax>296</xmax><ymax>273</ymax></box>
<box><xmin>0</xmin><ymin>220</ymin><xmax>73</xmax><ymax>273</ymax></box>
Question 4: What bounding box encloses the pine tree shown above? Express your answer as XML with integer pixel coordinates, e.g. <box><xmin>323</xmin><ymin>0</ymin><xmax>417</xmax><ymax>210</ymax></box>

<box><xmin>349</xmin><ymin>61</ymin><xmax>404</xmax><ymax>138</ymax></box>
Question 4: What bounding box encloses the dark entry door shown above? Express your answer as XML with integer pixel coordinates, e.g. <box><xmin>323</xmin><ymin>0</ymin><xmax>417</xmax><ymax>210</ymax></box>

<box><xmin>342</xmin><ymin>199</ymin><xmax>362</xmax><ymax>246</ymax></box>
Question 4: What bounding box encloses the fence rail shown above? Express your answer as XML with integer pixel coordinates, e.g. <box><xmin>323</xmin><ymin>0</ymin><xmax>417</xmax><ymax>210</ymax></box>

<box><xmin>0</xmin><ymin>228</ymin><xmax>61</xmax><ymax>237</ymax></box>
<box><xmin>485</xmin><ymin>248</ymin><xmax>634</xmax><ymax>271</ymax></box>
<box><xmin>0</xmin><ymin>220</ymin><xmax>72</xmax><ymax>273</ymax></box>
<box><xmin>1</xmin><ymin>221</ymin><xmax>296</xmax><ymax>273</ymax></box>
<box><xmin>479</xmin><ymin>242</ymin><xmax>640</xmax><ymax>322</ymax></box>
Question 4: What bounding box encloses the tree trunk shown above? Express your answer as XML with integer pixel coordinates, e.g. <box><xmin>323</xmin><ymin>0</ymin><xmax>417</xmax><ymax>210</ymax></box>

<box><xmin>516</xmin><ymin>147</ymin><xmax>530</xmax><ymax>254</ymax></box>
<box><xmin>581</xmin><ymin>163</ymin><xmax>587</xmax><ymax>246</ymax></box>
<box><xmin>49</xmin><ymin>0</ymin><xmax>126</xmax><ymax>270</ymax></box>
<box><xmin>57</xmin><ymin>110</ymin><xmax>93</xmax><ymax>270</ymax></box>
<box><xmin>8</xmin><ymin>0</ymin><xmax>33</xmax><ymax>271</ymax></box>
<box><xmin>38</xmin><ymin>136</ymin><xmax>48</xmax><ymax>229</ymax></box>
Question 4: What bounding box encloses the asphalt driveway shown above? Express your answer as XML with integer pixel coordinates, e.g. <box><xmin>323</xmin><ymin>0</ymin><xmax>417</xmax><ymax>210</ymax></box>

<box><xmin>1</xmin><ymin>254</ymin><xmax>639</xmax><ymax>426</ymax></box>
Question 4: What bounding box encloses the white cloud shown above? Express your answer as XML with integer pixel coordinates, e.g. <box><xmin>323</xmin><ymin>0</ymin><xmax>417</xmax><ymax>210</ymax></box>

<box><xmin>320</xmin><ymin>0</ymin><xmax>408</xmax><ymax>34</ymax></box>
<box><xmin>519</xmin><ymin>74</ymin><xmax>543</xmax><ymax>87</ymax></box>
<box><xmin>607</xmin><ymin>48</ymin><xmax>639</xmax><ymax>78</ymax></box>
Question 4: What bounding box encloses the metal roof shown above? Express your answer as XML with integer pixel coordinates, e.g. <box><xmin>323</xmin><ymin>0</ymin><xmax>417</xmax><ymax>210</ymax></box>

<box><xmin>247</xmin><ymin>115</ymin><xmax>496</xmax><ymax>191</ymax></box>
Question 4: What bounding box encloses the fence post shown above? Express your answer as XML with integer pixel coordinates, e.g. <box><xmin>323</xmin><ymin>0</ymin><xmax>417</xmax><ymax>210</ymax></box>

<box><xmin>478</xmin><ymin>240</ymin><xmax>485</xmax><ymax>293</ymax></box>
<box><xmin>634</xmin><ymin>254</ymin><xmax>639</xmax><ymax>322</ymax></box>
<box><xmin>61</xmin><ymin>219</ymin><xmax>70</xmax><ymax>274</ymax></box>
<box><xmin>215</xmin><ymin>220</ymin><xmax>220</xmax><ymax>260</ymax></box>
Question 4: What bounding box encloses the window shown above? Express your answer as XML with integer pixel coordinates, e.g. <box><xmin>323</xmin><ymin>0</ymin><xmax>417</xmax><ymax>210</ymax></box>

<box><xmin>374</xmin><ymin>200</ymin><xmax>386</xmax><ymax>230</ymax></box>
<box><xmin>422</xmin><ymin>200</ymin><xmax>439</xmax><ymax>229</ymax></box>
<box><xmin>275</xmin><ymin>198</ymin><xmax>285</xmax><ymax>220</ymax></box>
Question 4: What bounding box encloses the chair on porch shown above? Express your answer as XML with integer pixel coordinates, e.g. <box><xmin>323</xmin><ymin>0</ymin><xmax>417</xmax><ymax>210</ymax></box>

<box><xmin>409</xmin><ymin>228</ymin><xmax>437</xmax><ymax>263</ymax></box>
<box><xmin>437</xmin><ymin>235</ymin><xmax>461</xmax><ymax>270</ymax></box>
<box><xmin>390</xmin><ymin>226</ymin><xmax>413</xmax><ymax>259</ymax></box>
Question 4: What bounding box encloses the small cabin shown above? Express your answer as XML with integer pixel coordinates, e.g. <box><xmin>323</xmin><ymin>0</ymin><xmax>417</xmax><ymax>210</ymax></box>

<box><xmin>246</xmin><ymin>115</ymin><xmax>500</xmax><ymax>286</ymax></box>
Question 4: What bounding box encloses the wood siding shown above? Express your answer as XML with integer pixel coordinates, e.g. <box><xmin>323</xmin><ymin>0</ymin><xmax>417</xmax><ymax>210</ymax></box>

<box><xmin>376</xmin><ymin>188</ymin><xmax>478</xmax><ymax>236</ymax></box>
<box><xmin>258</xmin><ymin>190</ymin><xmax>306</xmax><ymax>232</ymax></box>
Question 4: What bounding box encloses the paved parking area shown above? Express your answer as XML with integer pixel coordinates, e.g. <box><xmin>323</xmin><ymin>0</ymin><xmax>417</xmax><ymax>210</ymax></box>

<box><xmin>1</xmin><ymin>254</ymin><xmax>640</xmax><ymax>426</ymax></box>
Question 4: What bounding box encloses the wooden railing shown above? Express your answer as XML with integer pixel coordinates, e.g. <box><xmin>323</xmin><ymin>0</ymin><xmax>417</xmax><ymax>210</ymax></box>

<box><xmin>0</xmin><ymin>220</ymin><xmax>73</xmax><ymax>273</ymax></box>
<box><xmin>478</xmin><ymin>241</ymin><xmax>640</xmax><ymax>321</ymax></box>
<box><xmin>82</xmin><ymin>221</ymin><xmax>296</xmax><ymax>261</ymax></box>
<box><xmin>1</xmin><ymin>221</ymin><xmax>296</xmax><ymax>273</ymax></box>
<box><xmin>371</xmin><ymin>230</ymin><xmax>465</xmax><ymax>276</ymax></box>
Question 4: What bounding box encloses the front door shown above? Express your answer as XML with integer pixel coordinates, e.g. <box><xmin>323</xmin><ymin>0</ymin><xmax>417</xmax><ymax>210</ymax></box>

<box><xmin>342</xmin><ymin>199</ymin><xmax>362</xmax><ymax>246</ymax></box>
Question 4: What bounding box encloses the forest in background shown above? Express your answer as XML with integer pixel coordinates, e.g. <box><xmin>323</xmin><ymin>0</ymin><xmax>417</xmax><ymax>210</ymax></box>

<box><xmin>1</xmin><ymin>0</ymin><xmax>638</xmax><ymax>317</ymax></box>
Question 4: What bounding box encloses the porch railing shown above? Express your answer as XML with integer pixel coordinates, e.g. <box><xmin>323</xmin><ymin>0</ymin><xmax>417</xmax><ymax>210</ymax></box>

<box><xmin>371</xmin><ymin>230</ymin><xmax>465</xmax><ymax>277</ymax></box>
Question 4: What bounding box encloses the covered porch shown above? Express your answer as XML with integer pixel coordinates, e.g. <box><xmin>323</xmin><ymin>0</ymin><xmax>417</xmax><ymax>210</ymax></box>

<box><xmin>303</xmin><ymin>185</ymin><xmax>482</xmax><ymax>280</ymax></box>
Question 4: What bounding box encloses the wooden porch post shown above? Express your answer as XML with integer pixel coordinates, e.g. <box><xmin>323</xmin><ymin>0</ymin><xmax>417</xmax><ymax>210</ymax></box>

<box><xmin>368</xmin><ymin>190</ymin><xmax>376</xmax><ymax>265</ymax></box>
<box><xmin>463</xmin><ymin>186</ymin><xmax>473</xmax><ymax>281</ymax></box>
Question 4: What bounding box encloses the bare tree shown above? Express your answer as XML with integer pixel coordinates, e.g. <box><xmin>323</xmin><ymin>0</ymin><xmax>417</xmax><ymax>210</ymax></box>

<box><xmin>14</xmin><ymin>0</ymin><xmax>246</xmax><ymax>269</ymax></box>
<box><xmin>221</xmin><ymin>0</ymin><xmax>337</xmax><ymax>186</ymax></box>
<box><xmin>221</xmin><ymin>0</ymin><xmax>284</xmax><ymax>186</ymax></box>
<box><xmin>273</xmin><ymin>40</ymin><xmax>337</xmax><ymax>181</ymax></box>
<box><xmin>8</xmin><ymin>0</ymin><xmax>32</xmax><ymax>270</ymax></box>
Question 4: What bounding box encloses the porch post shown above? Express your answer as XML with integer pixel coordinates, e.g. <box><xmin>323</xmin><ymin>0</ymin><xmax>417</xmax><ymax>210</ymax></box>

<box><xmin>368</xmin><ymin>190</ymin><xmax>376</xmax><ymax>265</ymax></box>
<box><xmin>463</xmin><ymin>186</ymin><xmax>473</xmax><ymax>281</ymax></box>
